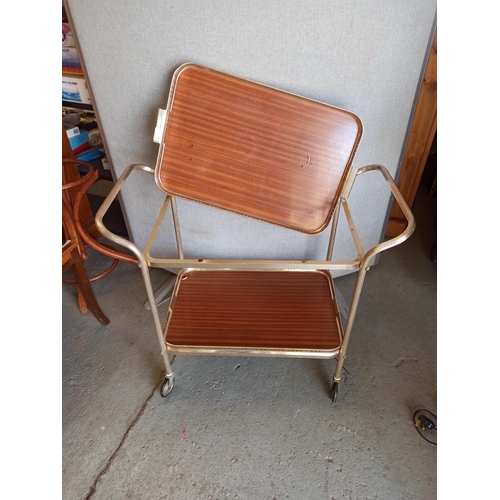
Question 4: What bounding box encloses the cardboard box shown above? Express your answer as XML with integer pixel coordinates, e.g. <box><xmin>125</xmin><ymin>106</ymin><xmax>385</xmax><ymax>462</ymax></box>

<box><xmin>62</xmin><ymin>47</ymin><xmax>81</xmax><ymax>69</ymax></box>
<box><xmin>62</xmin><ymin>75</ymin><xmax>91</xmax><ymax>105</ymax></box>
<box><xmin>69</xmin><ymin>130</ymin><xmax>90</xmax><ymax>154</ymax></box>
<box><xmin>65</xmin><ymin>126</ymin><xmax>80</xmax><ymax>139</ymax></box>
<box><xmin>62</xmin><ymin>23</ymin><xmax>82</xmax><ymax>69</ymax></box>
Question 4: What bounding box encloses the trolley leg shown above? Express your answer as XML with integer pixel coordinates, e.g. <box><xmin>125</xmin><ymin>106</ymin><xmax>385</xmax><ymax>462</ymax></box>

<box><xmin>331</xmin><ymin>267</ymin><xmax>368</xmax><ymax>402</ymax></box>
<box><xmin>138</xmin><ymin>261</ymin><xmax>174</xmax><ymax>398</ymax></box>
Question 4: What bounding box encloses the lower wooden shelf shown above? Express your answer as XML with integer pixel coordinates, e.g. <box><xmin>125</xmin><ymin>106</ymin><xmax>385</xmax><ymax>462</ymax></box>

<box><xmin>163</xmin><ymin>269</ymin><xmax>343</xmax><ymax>358</ymax></box>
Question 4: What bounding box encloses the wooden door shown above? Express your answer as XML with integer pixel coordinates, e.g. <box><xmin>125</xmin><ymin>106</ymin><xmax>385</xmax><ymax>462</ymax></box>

<box><xmin>385</xmin><ymin>31</ymin><xmax>437</xmax><ymax>237</ymax></box>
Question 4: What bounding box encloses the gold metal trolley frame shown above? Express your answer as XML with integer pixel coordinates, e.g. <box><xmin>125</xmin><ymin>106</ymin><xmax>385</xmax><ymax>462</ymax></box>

<box><xmin>95</xmin><ymin>63</ymin><xmax>415</xmax><ymax>401</ymax></box>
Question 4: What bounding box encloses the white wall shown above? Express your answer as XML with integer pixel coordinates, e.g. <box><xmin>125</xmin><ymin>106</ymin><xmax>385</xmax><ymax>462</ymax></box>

<box><xmin>65</xmin><ymin>0</ymin><xmax>436</xmax><ymax>270</ymax></box>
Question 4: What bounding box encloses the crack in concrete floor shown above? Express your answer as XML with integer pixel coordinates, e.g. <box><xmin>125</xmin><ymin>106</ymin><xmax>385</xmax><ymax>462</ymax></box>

<box><xmin>83</xmin><ymin>374</ymin><xmax>164</xmax><ymax>499</ymax></box>
<box><xmin>84</xmin><ymin>354</ymin><xmax>177</xmax><ymax>500</ymax></box>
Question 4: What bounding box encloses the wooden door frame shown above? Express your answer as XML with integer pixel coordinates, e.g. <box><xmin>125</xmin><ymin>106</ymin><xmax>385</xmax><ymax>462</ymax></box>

<box><xmin>385</xmin><ymin>30</ymin><xmax>437</xmax><ymax>237</ymax></box>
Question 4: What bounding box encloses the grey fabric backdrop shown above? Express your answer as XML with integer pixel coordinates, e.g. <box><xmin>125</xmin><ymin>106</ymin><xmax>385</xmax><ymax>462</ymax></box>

<box><xmin>65</xmin><ymin>0</ymin><xmax>436</xmax><ymax>274</ymax></box>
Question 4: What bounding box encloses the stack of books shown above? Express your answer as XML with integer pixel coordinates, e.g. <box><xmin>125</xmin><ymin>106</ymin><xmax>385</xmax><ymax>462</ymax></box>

<box><xmin>65</xmin><ymin>125</ymin><xmax>105</xmax><ymax>162</ymax></box>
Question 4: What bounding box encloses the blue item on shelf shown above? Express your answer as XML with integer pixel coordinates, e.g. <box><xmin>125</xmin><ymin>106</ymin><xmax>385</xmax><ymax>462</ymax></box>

<box><xmin>75</xmin><ymin>146</ymin><xmax>105</xmax><ymax>162</ymax></box>
<box><xmin>69</xmin><ymin>130</ymin><xmax>89</xmax><ymax>150</ymax></box>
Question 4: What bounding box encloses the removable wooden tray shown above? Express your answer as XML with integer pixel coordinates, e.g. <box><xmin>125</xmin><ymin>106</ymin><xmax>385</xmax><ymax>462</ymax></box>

<box><xmin>155</xmin><ymin>63</ymin><xmax>362</xmax><ymax>234</ymax></box>
<box><xmin>163</xmin><ymin>269</ymin><xmax>343</xmax><ymax>357</ymax></box>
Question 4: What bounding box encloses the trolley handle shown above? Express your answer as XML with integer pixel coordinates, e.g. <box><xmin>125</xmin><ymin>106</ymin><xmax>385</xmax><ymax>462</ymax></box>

<box><xmin>95</xmin><ymin>163</ymin><xmax>155</xmax><ymax>267</ymax></box>
<box><xmin>355</xmin><ymin>164</ymin><xmax>416</xmax><ymax>267</ymax></box>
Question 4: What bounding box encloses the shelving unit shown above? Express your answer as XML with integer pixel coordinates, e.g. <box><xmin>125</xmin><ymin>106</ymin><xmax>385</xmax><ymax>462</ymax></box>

<box><xmin>62</xmin><ymin>6</ymin><xmax>128</xmax><ymax>238</ymax></box>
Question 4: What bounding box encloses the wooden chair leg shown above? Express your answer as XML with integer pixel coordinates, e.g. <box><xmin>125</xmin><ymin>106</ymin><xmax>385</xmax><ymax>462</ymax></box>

<box><xmin>77</xmin><ymin>287</ymin><xmax>88</xmax><ymax>314</ymax></box>
<box><xmin>69</xmin><ymin>247</ymin><xmax>110</xmax><ymax>325</ymax></box>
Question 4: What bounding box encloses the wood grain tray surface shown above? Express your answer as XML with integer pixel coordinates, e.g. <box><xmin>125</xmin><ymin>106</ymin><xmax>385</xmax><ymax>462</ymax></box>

<box><xmin>164</xmin><ymin>270</ymin><xmax>342</xmax><ymax>352</ymax></box>
<box><xmin>156</xmin><ymin>63</ymin><xmax>362</xmax><ymax>234</ymax></box>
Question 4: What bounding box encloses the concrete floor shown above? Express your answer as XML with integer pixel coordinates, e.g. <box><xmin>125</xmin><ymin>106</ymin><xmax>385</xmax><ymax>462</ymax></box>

<box><xmin>62</xmin><ymin>183</ymin><xmax>436</xmax><ymax>500</ymax></box>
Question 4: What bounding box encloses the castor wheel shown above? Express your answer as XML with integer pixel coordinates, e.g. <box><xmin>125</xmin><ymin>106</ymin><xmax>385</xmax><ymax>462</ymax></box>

<box><xmin>331</xmin><ymin>382</ymin><xmax>339</xmax><ymax>402</ymax></box>
<box><xmin>160</xmin><ymin>375</ymin><xmax>175</xmax><ymax>398</ymax></box>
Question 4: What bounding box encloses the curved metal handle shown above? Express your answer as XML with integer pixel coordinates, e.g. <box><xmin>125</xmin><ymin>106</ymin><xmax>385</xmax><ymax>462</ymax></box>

<box><xmin>95</xmin><ymin>163</ymin><xmax>174</xmax><ymax>377</ymax></box>
<box><xmin>356</xmin><ymin>164</ymin><xmax>416</xmax><ymax>267</ymax></box>
<box><xmin>94</xmin><ymin>164</ymin><xmax>155</xmax><ymax>267</ymax></box>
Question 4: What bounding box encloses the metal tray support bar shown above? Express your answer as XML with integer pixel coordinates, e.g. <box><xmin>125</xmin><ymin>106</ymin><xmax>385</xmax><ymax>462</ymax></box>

<box><xmin>326</xmin><ymin>198</ymin><xmax>341</xmax><ymax>261</ymax></box>
<box><xmin>341</xmin><ymin>198</ymin><xmax>364</xmax><ymax>260</ymax></box>
<box><xmin>171</xmin><ymin>197</ymin><xmax>184</xmax><ymax>259</ymax></box>
<box><xmin>144</xmin><ymin>195</ymin><xmax>171</xmax><ymax>256</ymax></box>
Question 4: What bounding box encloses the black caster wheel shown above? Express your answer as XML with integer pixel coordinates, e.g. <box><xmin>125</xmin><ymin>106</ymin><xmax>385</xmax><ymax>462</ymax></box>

<box><xmin>160</xmin><ymin>376</ymin><xmax>175</xmax><ymax>398</ymax></box>
<box><xmin>331</xmin><ymin>382</ymin><xmax>339</xmax><ymax>402</ymax></box>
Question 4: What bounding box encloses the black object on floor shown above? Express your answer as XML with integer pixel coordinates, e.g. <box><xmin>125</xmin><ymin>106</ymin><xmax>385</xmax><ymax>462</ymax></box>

<box><xmin>413</xmin><ymin>408</ymin><xmax>437</xmax><ymax>445</ymax></box>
